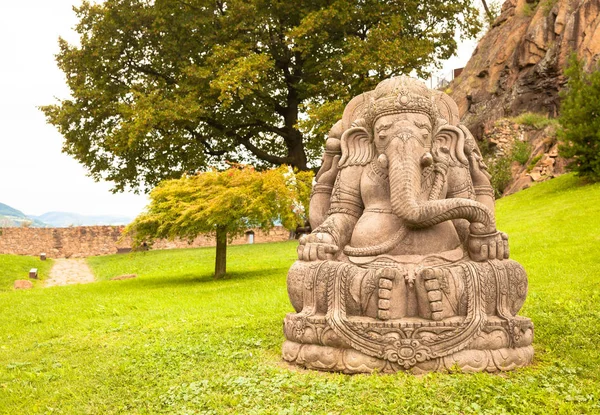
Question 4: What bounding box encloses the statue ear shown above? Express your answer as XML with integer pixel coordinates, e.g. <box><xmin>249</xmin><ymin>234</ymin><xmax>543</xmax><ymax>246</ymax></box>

<box><xmin>433</xmin><ymin>124</ymin><xmax>468</xmax><ymax>166</ymax></box>
<box><xmin>458</xmin><ymin>124</ymin><xmax>483</xmax><ymax>158</ymax></box>
<box><xmin>459</xmin><ymin>124</ymin><xmax>493</xmax><ymax>180</ymax></box>
<box><xmin>338</xmin><ymin>123</ymin><xmax>374</xmax><ymax>168</ymax></box>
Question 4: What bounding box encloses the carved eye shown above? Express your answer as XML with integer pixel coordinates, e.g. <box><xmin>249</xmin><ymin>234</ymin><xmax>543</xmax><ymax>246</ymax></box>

<box><xmin>376</xmin><ymin>122</ymin><xmax>392</xmax><ymax>133</ymax></box>
<box><xmin>414</xmin><ymin>121</ymin><xmax>432</xmax><ymax>132</ymax></box>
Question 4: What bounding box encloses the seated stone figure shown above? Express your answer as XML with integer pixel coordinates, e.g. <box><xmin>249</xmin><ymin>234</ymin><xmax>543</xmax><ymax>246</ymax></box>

<box><xmin>283</xmin><ymin>77</ymin><xmax>533</xmax><ymax>374</ymax></box>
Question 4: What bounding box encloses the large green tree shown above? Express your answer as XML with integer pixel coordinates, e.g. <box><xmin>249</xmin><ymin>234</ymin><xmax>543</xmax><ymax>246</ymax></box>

<box><xmin>42</xmin><ymin>0</ymin><xmax>481</xmax><ymax>192</ymax></box>
<box><xmin>126</xmin><ymin>165</ymin><xmax>312</xmax><ymax>278</ymax></box>
<box><xmin>559</xmin><ymin>57</ymin><xmax>600</xmax><ymax>181</ymax></box>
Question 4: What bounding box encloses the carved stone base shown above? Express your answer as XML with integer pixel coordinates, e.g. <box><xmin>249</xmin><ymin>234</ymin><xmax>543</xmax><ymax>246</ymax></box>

<box><xmin>283</xmin><ymin>340</ymin><xmax>534</xmax><ymax>374</ymax></box>
<box><xmin>282</xmin><ymin>314</ymin><xmax>534</xmax><ymax>374</ymax></box>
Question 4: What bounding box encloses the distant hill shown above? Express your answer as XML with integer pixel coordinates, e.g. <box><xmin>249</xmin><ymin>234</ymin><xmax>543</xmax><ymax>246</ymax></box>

<box><xmin>30</xmin><ymin>212</ymin><xmax>133</xmax><ymax>227</ymax></box>
<box><xmin>0</xmin><ymin>202</ymin><xmax>47</xmax><ymax>227</ymax></box>
<box><xmin>0</xmin><ymin>202</ymin><xmax>133</xmax><ymax>228</ymax></box>
<box><xmin>0</xmin><ymin>202</ymin><xmax>27</xmax><ymax>218</ymax></box>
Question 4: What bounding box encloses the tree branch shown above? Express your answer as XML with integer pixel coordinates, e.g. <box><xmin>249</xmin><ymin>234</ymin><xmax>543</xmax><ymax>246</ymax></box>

<box><xmin>174</xmin><ymin>0</ymin><xmax>200</xmax><ymax>11</ymax></box>
<box><xmin>481</xmin><ymin>0</ymin><xmax>494</xmax><ymax>22</ymax></box>
<box><xmin>184</xmin><ymin>127</ymin><xmax>228</xmax><ymax>156</ymax></box>
<box><xmin>191</xmin><ymin>118</ymin><xmax>295</xmax><ymax>164</ymax></box>
<box><xmin>198</xmin><ymin>117</ymin><xmax>288</xmax><ymax>140</ymax></box>
<box><xmin>129</xmin><ymin>63</ymin><xmax>177</xmax><ymax>85</ymax></box>
<box><xmin>237</xmin><ymin>134</ymin><xmax>294</xmax><ymax>165</ymax></box>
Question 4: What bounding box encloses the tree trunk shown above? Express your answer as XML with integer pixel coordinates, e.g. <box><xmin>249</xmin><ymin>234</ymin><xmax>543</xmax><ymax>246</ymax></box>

<box><xmin>481</xmin><ymin>0</ymin><xmax>493</xmax><ymax>22</ymax></box>
<box><xmin>288</xmin><ymin>129</ymin><xmax>308</xmax><ymax>171</ymax></box>
<box><xmin>214</xmin><ymin>226</ymin><xmax>227</xmax><ymax>279</ymax></box>
<box><xmin>283</xmin><ymin>81</ymin><xmax>309</xmax><ymax>171</ymax></box>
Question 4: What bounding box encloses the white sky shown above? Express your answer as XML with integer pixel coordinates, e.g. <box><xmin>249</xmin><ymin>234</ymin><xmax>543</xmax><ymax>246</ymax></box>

<box><xmin>0</xmin><ymin>0</ymin><xmax>477</xmax><ymax>217</ymax></box>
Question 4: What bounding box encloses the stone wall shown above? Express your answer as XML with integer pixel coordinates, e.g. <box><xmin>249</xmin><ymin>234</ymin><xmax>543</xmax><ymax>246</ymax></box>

<box><xmin>0</xmin><ymin>226</ymin><xmax>292</xmax><ymax>258</ymax></box>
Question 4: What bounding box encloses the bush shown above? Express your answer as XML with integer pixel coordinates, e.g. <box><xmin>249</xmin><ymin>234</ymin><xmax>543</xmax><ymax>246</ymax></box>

<box><xmin>520</xmin><ymin>1</ymin><xmax>538</xmax><ymax>17</ymax></box>
<box><xmin>512</xmin><ymin>140</ymin><xmax>532</xmax><ymax>165</ymax></box>
<box><xmin>513</xmin><ymin>112</ymin><xmax>558</xmax><ymax>130</ymax></box>
<box><xmin>485</xmin><ymin>140</ymin><xmax>532</xmax><ymax>198</ymax></box>
<box><xmin>527</xmin><ymin>154</ymin><xmax>543</xmax><ymax>172</ymax></box>
<box><xmin>542</xmin><ymin>0</ymin><xmax>559</xmax><ymax>14</ymax></box>
<box><xmin>558</xmin><ymin>56</ymin><xmax>600</xmax><ymax>182</ymax></box>
<box><xmin>486</xmin><ymin>156</ymin><xmax>513</xmax><ymax>198</ymax></box>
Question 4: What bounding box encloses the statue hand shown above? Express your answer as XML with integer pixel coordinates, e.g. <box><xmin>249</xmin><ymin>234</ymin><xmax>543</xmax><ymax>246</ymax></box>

<box><xmin>297</xmin><ymin>232</ymin><xmax>338</xmax><ymax>261</ymax></box>
<box><xmin>468</xmin><ymin>231</ymin><xmax>509</xmax><ymax>261</ymax></box>
<box><xmin>468</xmin><ymin>152</ymin><xmax>492</xmax><ymax>187</ymax></box>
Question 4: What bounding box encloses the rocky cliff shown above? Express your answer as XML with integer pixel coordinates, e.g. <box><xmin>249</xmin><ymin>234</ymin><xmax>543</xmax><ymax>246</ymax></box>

<box><xmin>482</xmin><ymin>117</ymin><xmax>567</xmax><ymax>195</ymax></box>
<box><xmin>450</xmin><ymin>0</ymin><xmax>600</xmax><ymax>138</ymax></box>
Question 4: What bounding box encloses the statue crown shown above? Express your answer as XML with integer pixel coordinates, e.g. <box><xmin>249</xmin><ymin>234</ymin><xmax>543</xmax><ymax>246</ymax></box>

<box><xmin>366</xmin><ymin>76</ymin><xmax>438</xmax><ymax>129</ymax></box>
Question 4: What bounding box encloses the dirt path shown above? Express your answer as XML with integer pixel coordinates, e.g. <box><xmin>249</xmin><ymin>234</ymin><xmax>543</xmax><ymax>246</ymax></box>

<box><xmin>46</xmin><ymin>258</ymin><xmax>95</xmax><ymax>287</ymax></box>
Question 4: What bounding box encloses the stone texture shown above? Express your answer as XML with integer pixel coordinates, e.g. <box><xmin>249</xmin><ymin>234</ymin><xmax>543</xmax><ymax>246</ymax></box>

<box><xmin>14</xmin><ymin>280</ymin><xmax>33</xmax><ymax>290</ymax></box>
<box><xmin>0</xmin><ymin>225</ymin><xmax>290</xmax><ymax>258</ymax></box>
<box><xmin>483</xmin><ymin>118</ymin><xmax>566</xmax><ymax>195</ymax></box>
<box><xmin>449</xmin><ymin>0</ymin><xmax>600</xmax><ymax>138</ymax></box>
<box><xmin>283</xmin><ymin>76</ymin><xmax>533</xmax><ymax>374</ymax></box>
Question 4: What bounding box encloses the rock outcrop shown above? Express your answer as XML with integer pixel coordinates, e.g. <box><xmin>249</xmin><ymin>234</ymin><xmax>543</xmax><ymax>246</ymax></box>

<box><xmin>483</xmin><ymin>118</ymin><xmax>567</xmax><ymax>195</ymax></box>
<box><xmin>450</xmin><ymin>0</ymin><xmax>600</xmax><ymax>138</ymax></box>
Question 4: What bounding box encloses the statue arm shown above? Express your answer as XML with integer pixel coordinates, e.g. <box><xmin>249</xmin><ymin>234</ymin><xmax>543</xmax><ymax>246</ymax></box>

<box><xmin>298</xmin><ymin>165</ymin><xmax>363</xmax><ymax>261</ymax></box>
<box><xmin>469</xmin><ymin>152</ymin><xmax>496</xmax><ymax>219</ymax></box>
<box><xmin>467</xmin><ymin>148</ymin><xmax>510</xmax><ymax>260</ymax></box>
<box><xmin>309</xmin><ymin>138</ymin><xmax>342</xmax><ymax>229</ymax></box>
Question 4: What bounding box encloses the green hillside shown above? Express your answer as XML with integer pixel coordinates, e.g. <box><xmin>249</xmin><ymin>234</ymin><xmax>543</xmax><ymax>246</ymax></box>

<box><xmin>0</xmin><ymin>174</ymin><xmax>599</xmax><ymax>414</ymax></box>
<box><xmin>0</xmin><ymin>202</ymin><xmax>27</xmax><ymax>218</ymax></box>
<box><xmin>0</xmin><ymin>202</ymin><xmax>47</xmax><ymax>227</ymax></box>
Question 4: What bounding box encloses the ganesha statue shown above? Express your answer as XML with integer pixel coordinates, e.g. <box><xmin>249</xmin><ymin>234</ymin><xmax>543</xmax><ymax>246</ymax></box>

<box><xmin>282</xmin><ymin>77</ymin><xmax>533</xmax><ymax>374</ymax></box>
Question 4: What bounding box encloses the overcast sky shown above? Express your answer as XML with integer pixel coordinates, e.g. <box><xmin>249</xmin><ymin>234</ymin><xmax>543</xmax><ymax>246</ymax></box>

<box><xmin>0</xmin><ymin>0</ymin><xmax>477</xmax><ymax>218</ymax></box>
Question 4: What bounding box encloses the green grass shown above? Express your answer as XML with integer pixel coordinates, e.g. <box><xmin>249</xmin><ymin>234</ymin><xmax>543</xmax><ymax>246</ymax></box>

<box><xmin>1</xmin><ymin>174</ymin><xmax>600</xmax><ymax>414</ymax></box>
<box><xmin>512</xmin><ymin>112</ymin><xmax>559</xmax><ymax>130</ymax></box>
<box><xmin>527</xmin><ymin>154</ymin><xmax>544</xmax><ymax>172</ymax></box>
<box><xmin>511</xmin><ymin>140</ymin><xmax>532</xmax><ymax>165</ymax></box>
<box><xmin>0</xmin><ymin>254</ymin><xmax>53</xmax><ymax>291</ymax></box>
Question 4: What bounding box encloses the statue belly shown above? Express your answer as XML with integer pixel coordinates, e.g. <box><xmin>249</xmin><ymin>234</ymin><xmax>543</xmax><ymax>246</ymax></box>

<box><xmin>353</xmin><ymin>171</ymin><xmax>462</xmax><ymax>255</ymax></box>
<box><xmin>350</xmin><ymin>213</ymin><xmax>462</xmax><ymax>256</ymax></box>
<box><xmin>387</xmin><ymin>222</ymin><xmax>462</xmax><ymax>256</ymax></box>
<box><xmin>350</xmin><ymin>211</ymin><xmax>402</xmax><ymax>248</ymax></box>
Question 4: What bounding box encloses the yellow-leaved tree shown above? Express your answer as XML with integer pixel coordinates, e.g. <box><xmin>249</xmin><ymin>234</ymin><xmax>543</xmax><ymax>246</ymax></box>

<box><xmin>126</xmin><ymin>165</ymin><xmax>313</xmax><ymax>278</ymax></box>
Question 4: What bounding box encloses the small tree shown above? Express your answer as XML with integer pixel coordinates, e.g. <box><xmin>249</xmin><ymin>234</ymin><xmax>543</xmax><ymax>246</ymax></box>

<box><xmin>559</xmin><ymin>56</ymin><xmax>600</xmax><ymax>181</ymax></box>
<box><xmin>126</xmin><ymin>166</ymin><xmax>312</xmax><ymax>278</ymax></box>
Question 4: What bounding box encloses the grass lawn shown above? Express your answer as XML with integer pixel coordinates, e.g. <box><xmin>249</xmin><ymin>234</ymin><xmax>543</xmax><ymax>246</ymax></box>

<box><xmin>0</xmin><ymin>254</ymin><xmax>53</xmax><ymax>291</ymax></box>
<box><xmin>1</xmin><ymin>173</ymin><xmax>599</xmax><ymax>414</ymax></box>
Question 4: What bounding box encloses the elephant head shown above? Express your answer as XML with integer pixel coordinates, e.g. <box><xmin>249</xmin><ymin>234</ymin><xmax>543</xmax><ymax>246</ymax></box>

<box><xmin>363</xmin><ymin>77</ymin><xmax>496</xmax><ymax>235</ymax></box>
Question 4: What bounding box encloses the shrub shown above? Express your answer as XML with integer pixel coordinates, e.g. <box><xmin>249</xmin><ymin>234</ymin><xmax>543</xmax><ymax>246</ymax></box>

<box><xmin>485</xmin><ymin>140</ymin><xmax>532</xmax><ymax>197</ymax></box>
<box><xmin>558</xmin><ymin>56</ymin><xmax>600</xmax><ymax>182</ymax></box>
<box><xmin>486</xmin><ymin>156</ymin><xmax>513</xmax><ymax>198</ymax></box>
<box><xmin>513</xmin><ymin>112</ymin><xmax>558</xmax><ymax>130</ymax></box>
<box><xmin>527</xmin><ymin>154</ymin><xmax>543</xmax><ymax>172</ymax></box>
<box><xmin>542</xmin><ymin>0</ymin><xmax>559</xmax><ymax>14</ymax></box>
<box><xmin>521</xmin><ymin>2</ymin><xmax>538</xmax><ymax>17</ymax></box>
<box><xmin>512</xmin><ymin>140</ymin><xmax>532</xmax><ymax>165</ymax></box>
